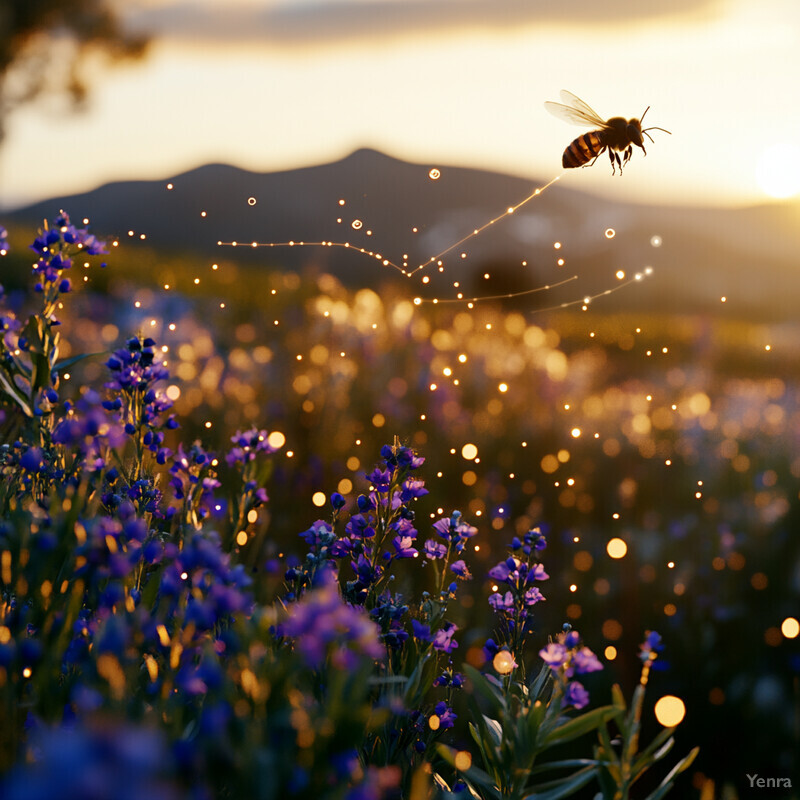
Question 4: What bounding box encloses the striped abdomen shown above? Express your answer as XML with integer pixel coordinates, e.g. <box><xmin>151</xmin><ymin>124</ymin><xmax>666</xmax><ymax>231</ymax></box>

<box><xmin>562</xmin><ymin>131</ymin><xmax>605</xmax><ymax>168</ymax></box>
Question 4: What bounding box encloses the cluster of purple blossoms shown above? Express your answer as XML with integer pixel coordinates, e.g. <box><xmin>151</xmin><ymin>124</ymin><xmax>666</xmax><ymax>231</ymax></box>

<box><xmin>281</xmin><ymin>572</ymin><xmax>384</xmax><ymax>670</ymax></box>
<box><xmin>487</xmin><ymin>528</ymin><xmax>549</xmax><ymax>631</ymax></box>
<box><xmin>225</xmin><ymin>427</ymin><xmax>277</xmax><ymax>467</ymax></box>
<box><xmin>539</xmin><ymin>627</ymin><xmax>603</xmax><ymax>709</ymax></box>
<box><xmin>169</xmin><ymin>442</ymin><xmax>222</xmax><ymax>520</ymax></box>
<box><xmin>29</xmin><ymin>210</ymin><xmax>107</xmax><ymax>296</ymax></box>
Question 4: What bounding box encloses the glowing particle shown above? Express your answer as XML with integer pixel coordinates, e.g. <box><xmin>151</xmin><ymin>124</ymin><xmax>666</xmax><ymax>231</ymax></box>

<box><xmin>650</xmin><ymin>235</ymin><xmax>662</xmax><ymax>247</ymax></box>
<box><xmin>200</xmin><ymin>211</ymin><xmax>207</xmax><ymax>218</ymax></box>
<box><xmin>461</xmin><ymin>443</ymin><xmax>479</xmax><ymax>460</ymax></box>
<box><xmin>667</xmin><ymin>561</ymin><xmax>675</xmax><ymax>569</ymax></box>
<box><xmin>204</xmin><ymin>421</ymin><xmax>212</xmax><ymax>429</ymax></box>
<box><xmin>765</xmin><ymin>344</ymin><xmax>771</xmax><ymax>351</ymax></box>
<box><xmin>458</xmin><ymin>354</ymin><xmax>467</xmax><ymax>363</ymax></box>
<box><xmin>616</xmin><ymin>270</ymin><xmax>625</xmax><ymax>280</ymax></box>
<box><xmin>312</xmin><ymin>492</ymin><xmax>326</xmax><ymax>507</ymax></box>
<box><xmin>554</xmin><ymin>241</ymin><xmax>562</xmax><ymax>250</ymax></box>
<box><xmin>430</xmin><ymin>383</ymin><xmax>437</xmax><ymax>391</ymax></box>
<box><xmin>605</xmin><ymin>228</ymin><xmax>616</xmax><ymax>239</ymax></box>
<box><xmin>569</xmin><ymin>584</ymin><xmax>577</xmax><ymax>592</ymax></box>
<box><xmin>338</xmin><ymin>199</ymin><xmax>346</xmax><ymax>206</ymax></box>
<box><xmin>606</xmin><ymin>538</ymin><xmax>627</xmax><ymax>559</ymax></box>
<box><xmin>247</xmin><ymin>197</ymin><xmax>257</xmax><ymax>206</ymax></box>
<box><xmin>166</xmin><ymin>183</ymin><xmax>174</xmax><ymax>190</ymax></box>
<box><xmin>454</xmin><ymin>751</ymin><xmax>472</xmax><ymax>771</ymax></box>
<box><xmin>654</xmin><ymin>696</ymin><xmax>686</xmax><ymax>727</ymax></box>
<box><xmin>782</xmin><ymin>617</ymin><xmax>800</xmax><ymax>639</ymax></box>
<box><xmin>492</xmin><ymin>650</ymin><xmax>515</xmax><ymax>675</ymax></box>
<box><xmin>267</xmin><ymin>431</ymin><xmax>286</xmax><ymax>449</ymax></box>
<box><xmin>428</xmin><ymin>715</ymin><xmax>441</xmax><ymax>731</ymax></box>
<box><xmin>236</xmin><ymin>531</ymin><xmax>248</xmax><ymax>546</ymax></box>
<box><xmin>498</xmin><ymin>383</ymin><xmax>508</xmax><ymax>393</ymax></box>
<box><xmin>351</xmin><ymin>220</ymin><xmax>363</xmax><ymax>230</ymax></box>
<box><xmin>22</xmin><ymin>667</ymin><xmax>32</xmax><ymax>678</ymax></box>
<box><xmin>604</xmin><ymin>646</ymin><xmax>617</xmax><ymax>660</ymax></box>
<box><xmin>428</xmin><ymin>168</ymin><xmax>441</xmax><ymax>180</ymax></box>
<box><xmin>571</xmin><ymin>428</ymin><xmax>581</xmax><ymax>438</ymax></box>
<box><xmin>721</xmin><ymin>296</ymin><xmax>727</xmax><ymax>303</ymax></box>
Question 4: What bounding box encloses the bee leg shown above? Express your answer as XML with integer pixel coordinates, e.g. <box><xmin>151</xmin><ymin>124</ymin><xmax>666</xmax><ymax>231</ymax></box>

<box><xmin>609</xmin><ymin>148</ymin><xmax>617</xmax><ymax>175</ymax></box>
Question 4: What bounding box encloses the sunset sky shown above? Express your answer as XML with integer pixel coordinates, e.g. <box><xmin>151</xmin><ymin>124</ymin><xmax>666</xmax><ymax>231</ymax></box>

<box><xmin>1</xmin><ymin>0</ymin><xmax>799</xmax><ymax>210</ymax></box>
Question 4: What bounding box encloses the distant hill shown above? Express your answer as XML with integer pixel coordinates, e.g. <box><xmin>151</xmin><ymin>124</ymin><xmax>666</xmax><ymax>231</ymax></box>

<box><xmin>4</xmin><ymin>148</ymin><xmax>799</xmax><ymax>320</ymax></box>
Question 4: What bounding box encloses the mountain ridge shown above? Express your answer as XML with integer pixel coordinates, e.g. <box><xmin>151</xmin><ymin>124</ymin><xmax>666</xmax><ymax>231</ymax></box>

<box><xmin>3</xmin><ymin>148</ymin><xmax>798</xmax><ymax>320</ymax></box>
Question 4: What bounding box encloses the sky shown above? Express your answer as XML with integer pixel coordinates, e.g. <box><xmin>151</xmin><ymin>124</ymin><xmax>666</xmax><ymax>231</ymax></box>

<box><xmin>1</xmin><ymin>0</ymin><xmax>800</xmax><ymax>210</ymax></box>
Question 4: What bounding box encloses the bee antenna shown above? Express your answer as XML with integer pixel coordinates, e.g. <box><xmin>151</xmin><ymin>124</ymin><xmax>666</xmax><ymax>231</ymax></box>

<box><xmin>643</xmin><ymin>126</ymin><xmax>672</xmax><ymax>136</ymax></box>
<box><xmin>640</xmin><ymin>105</ymin><xmax>651</xmax><ymax>123</ymax></box>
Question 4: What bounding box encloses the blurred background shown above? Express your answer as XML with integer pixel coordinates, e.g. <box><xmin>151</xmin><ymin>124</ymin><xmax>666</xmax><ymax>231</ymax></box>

<box><xmin>1</xmin><ymin>1</ymin><xmax>799</xmax><ymax>796</ymax></box>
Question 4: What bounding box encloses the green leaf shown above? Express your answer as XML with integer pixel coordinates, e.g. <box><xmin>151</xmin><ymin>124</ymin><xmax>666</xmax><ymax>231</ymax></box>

<box><xmin>642</xmin><ymin>746</ymin><xmax>700</xmax><ymax>800</ymax></box>
<box><xmin>529</xmin><ymin>660</ymin><xmax>553</xmax><ymax>701</ymax></box>
<box><xmin>631</xmin><ymin>729</ymin><xmax>675</xmax><ymax>777</ymax></box>
<box><xmin>54</xmin><ymin>351</ymin><xmax>108</xmax><ymax>372</ymax></box>
<box><xmin>542</xmin><ymin>705</ymin><xmax>618</xmax><ymax>748</ymax></box>
<box><xmin>530</xmin><ymin>759</ymin><xmax>599</xmax><ymax>775</ymax></box>
<box><xmin>521</xmin><ymin>764</ymin><xmax>598</xmax><ymax>800</ymax></box>
<box><xmin>481</xmin><ymin>714</ymin><xmax>503</xmax><ymax>747</ymax></box>
<box><xmin>611</xmin><ymin>684</ymin><xmax>627</xmax><ymax>715</ymax></box>
<box><xmin>0</xmin><ymin>368</ymin><xmax>33</xmax><ymax>416</ymax></box>
<box><xmin>464</xmin><ymin>664</ymin><xmax>508</xmax><ymax>715</ymax></box>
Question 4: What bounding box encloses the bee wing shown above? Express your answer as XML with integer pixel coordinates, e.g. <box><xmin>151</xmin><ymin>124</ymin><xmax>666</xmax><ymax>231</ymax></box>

<box><xmin>544</xmin><ymin>90</ymin><xmax>608</xmax><ymax>129</ymax></box>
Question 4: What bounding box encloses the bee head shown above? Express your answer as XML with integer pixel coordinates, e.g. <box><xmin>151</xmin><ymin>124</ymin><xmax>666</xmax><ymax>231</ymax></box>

<box><xmin>627</xmin><ymin>118</ymin><xmax>645</xmax><ymax>149</ymax></box>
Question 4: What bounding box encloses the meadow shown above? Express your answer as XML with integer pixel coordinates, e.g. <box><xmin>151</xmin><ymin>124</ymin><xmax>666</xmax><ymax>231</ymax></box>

<box><xmin>0</xmin><ymin>210</ymin><xmax>797</xmax><ymax>799</ymax></box>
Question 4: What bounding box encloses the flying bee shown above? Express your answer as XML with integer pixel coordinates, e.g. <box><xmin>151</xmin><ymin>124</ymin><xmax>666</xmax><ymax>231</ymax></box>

<box><xmin>544</xmin><ymin>90</ymin><xmax>671</xmax><ymax>174</ymax></box>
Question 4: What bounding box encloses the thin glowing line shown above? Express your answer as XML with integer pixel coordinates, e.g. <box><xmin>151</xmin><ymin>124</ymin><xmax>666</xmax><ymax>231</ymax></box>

<box><xmin>408</xmin><ymin>173</ymin><xmax>563</xmax><ymax>276</ymax></box>
<box><xmin>522</xmin><ymin>272</ymin><xmax>653</xmax><ymax>315</ymax></box>
<box><xmin>417</xmin><ymin>274</ymin><xmax>578</xmax><ymax>304</ymax></box>
<box><xmin>215</xmin><ymin>239</ymin><xmax>408</xmax><ymax>273</ymax></box>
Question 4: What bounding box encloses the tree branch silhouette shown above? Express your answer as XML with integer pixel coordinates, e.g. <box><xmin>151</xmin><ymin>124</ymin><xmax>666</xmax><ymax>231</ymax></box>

<box><xmin>0</xmin><ymin>0</ymin><xmax>148</xmax><ymax>140</ymax></box>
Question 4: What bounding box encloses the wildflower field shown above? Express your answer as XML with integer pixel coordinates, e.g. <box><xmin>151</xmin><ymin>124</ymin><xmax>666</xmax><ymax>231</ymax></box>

<box><xmin>0</xmin><ymin>211</ymin><xmax>797</xmax><ymax>800</ymax></box>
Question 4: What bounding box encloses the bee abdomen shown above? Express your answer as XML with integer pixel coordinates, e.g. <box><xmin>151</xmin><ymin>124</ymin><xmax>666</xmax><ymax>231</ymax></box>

<box><xmin>563</xmin><ymin>131</ymin><xmax>604</xmax><ymax>168</ymax></box>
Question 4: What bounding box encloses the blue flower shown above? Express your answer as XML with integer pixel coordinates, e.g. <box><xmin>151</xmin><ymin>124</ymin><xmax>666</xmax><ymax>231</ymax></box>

<box><xmin>411</xmin><ymin>619</ymin><xmax>432</xmax><ymax>642</ymax></box>
<box><xmin>639</xmin><ymin>630</ymin><xmax>664</xmax><ymax>662</ymax></box>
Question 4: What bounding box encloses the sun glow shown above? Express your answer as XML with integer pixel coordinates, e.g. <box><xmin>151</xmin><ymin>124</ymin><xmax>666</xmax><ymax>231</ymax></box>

<box><xmin>755</xmin><ymin>144</ymin><xmax>800</xmax><ymax>199</ymax></box>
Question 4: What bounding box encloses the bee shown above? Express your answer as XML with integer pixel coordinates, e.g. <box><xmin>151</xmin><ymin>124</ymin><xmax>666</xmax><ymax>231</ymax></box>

<box><xmin>544</xmin><ymin>90</ymin><xmax>671</xmax><ymax>174</ymax></box>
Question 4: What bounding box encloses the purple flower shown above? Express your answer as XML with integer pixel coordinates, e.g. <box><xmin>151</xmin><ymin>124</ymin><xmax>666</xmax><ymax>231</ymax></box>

<box><xmin>489</xmin><ymin>591</ymin><xmax>515</xmax><ymax>612</ymax></box>
<box><xmin>432</xmin><ymin>700</ymin><xmax>457</xmax><ymax>729</ymax></box>
<box><xmin>366</xmin><ymin>467</ymin><xmax>392</xmax><ymax>492</ymax></box>
<box><xmin>524</xmin><ymin>587</ymin><xmax>545</xmax><ymax>606</ymax></box>
<box><xmin>400</xmin><ymin>477</ymin><xmax>429</xmax><ymax>501</ymax></box>
<box><xmin>450</xmin><ymin>559</ymin><xmax>472</xmax><ymax>579</ymax></box>
<box><xmin>573</xmin><ymin>646</ymin><xmax>603</xmax><ymax>674</ymax></box>
<box><xmin>423</xmin><ymin>539</ymin><xmax>446</xmax><ymax>560</ymax></box>
<box><xmin>432</xmin><ymin>622</ymin><xmax>459</xmax><ymax>654</ymax></box>
<box><xmin>539</xmin><ymin>642</ymin><xmax>568</xmax><ymax>669</ymax></box>
<box><xmin>391</xmin><ymin>535</ymin><xmax>417</xmax><ymax>559</ymax></box>
<box><xmin>563</xmin><ymin>681</ymin><xmax>590</xmax><ymax>709</ymax></box>
<box><xmin>346</xmin><ymin>513</ymin><xmax>376</xmax><ymax>540</ymax></box>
